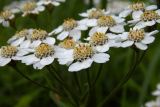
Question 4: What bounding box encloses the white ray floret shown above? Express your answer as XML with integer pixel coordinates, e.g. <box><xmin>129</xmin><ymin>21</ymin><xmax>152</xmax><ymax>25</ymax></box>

<box><xmin>21</xmin><ymin>43</ymin><xmax>57</xmax><ymax>69</ymax></box>
<box><xmin>0</xmin><ymin>10</ymin><xmax>15</xmax><ymax>27</ymax></box>
<box><xmin>57</xmin><ymin>43</ymin><xmax>110</xmax><ymax>72</ymax></box>
<box><xmin>121</xmin><ymin>28</ymin><xmax>159</xmax><ymax>50</ymax></box>
<box><xmin>89</xmin><ymin>15</ymin><xmax>125</xmax><ymax>34</ymax></box>
<box><xmin>20</xmin><ymin>1</ymin><xmax>45</xmax><ymax>17</ymax></box>
<box><xmin>119</xmin><ymin>2</ymin><xmax>157</xmax><ymax>18</ymax></box>
<box><xmin>85</xmin><ymin>32</ymin><xmax>121</xmax><ymax>52</ymax></box>
<box><xmin>49</xmin><ymin>18</ymin><xmax>88</xmax><ymax>41</ymax></box>
<box><xmin>0</xmin><ymin>45</ymin><xmax>29</xmax><ymax>66</ymax></box>
<box><xmin>79</xmin><ymin>8</ymin><xmax>110</xmax><ymax>27</ymax></box>
<box><xmin>128</xmin><ymin>9</ymin><xmax>160</xmax><ymax>29</ymax></box>
<box><xmin>37</xmin><ymin>0</ymin><xmax>65</xmax><ymax>6</ymax></box>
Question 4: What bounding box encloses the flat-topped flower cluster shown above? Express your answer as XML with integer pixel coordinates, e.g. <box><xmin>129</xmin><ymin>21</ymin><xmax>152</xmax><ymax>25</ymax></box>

<box><xmin>0</xmin><ymin>2</ymin><xmax>159</xmax><ymax>72</ymax></box>
<box><xmin>0</xmin><ymin>0</ymin><xmax>65</xmax><ymax>27</ymax></box>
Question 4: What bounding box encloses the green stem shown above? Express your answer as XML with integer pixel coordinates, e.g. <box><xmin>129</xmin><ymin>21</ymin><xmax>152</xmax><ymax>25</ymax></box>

<box><xmin>98</xmin><ymin>50</ymin><xmax>145</xmax><ymax>107</ymax></box>
<box><xmin>10</xmin><ymin>65</ymin><xmax>58</xmax><ymax>93</ymax></box>
<box><xmin>49</xmin><ymin>65</ymin><xmax>80</xmax><ymax>107</ymax></box>
<box><xmin>74</xmin><ymin>72</ymin><xmax>82</xmax><ymax>94</ymax></box>
<box><xmin>92</xmin><ymin>64</ymin><xmax>103</xmax><ymax>87</ymax></box>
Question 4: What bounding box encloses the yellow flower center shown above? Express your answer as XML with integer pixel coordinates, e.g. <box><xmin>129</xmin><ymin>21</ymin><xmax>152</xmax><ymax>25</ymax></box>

<box><xmin>31</xmin><ymin>29</ymin><xmax>48</xmax><ymax>40</ymax></box>
<box><xmin>130</xmin><ymin>2</ymin><xmax>145</xmax><ymax>11</ymax></box>
<box><xmin>15</xmin><ymin>29</ymin><xmax>29</xmax><ymax>38</ymax></box>
<box><xmin>88</xmin><ymin>9</ymin><xmax>104</xmax><ymax>19</ymax></box>
<box><xmin>97</xmin><ymin>16</ymin><xmax>116</xmax><ymax>27</ymax></box>
<box><xmin>0</xmin><ymin>10</ymin><xmax>13</xmax><ymax>20</ymax></box>
<box><xmin>35</xmin><ymin>43</ymin><xmax>54</xmax><ymax>59</ymax></box>
<box><xmin>140</xmin><ymin>10</ymin><xmax>160</xmax><ymax>21</ymax></box>
<box><xmin>59</xmin><ymin>38</ymin><xmax>76</xmax><ymax>49</ymax></box>
<box><xmin>128</xmin><ymin>29</ymin><xmax>145</xmax><ymax>41</ymax></box>
<box><xmin>63</xmin><ymin>18</ymin><xmax>78</xmax><ymax>31</ymax></box>
<box><xmin>1</xmin><ymin>46</ymin><xmax>18</xmax><ymax>58</ymax></box>
<box><xmin>22</xmin><ymin>2</ymin><xmax>37</xmax><ymax>12</ymax></box>
<box><xmin>90</xmin><ymin>32</ymin><xmax>108</xmax><ymax>46</ymax></box>
<box><xmin>73</xmin><ymin>43</ymin><xmax>94</xmax><ymax>62</ymax></box>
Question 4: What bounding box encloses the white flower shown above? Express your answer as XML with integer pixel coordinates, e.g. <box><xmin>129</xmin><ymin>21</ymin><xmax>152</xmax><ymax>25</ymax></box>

<box><xmin>119</xmin><ymin>2</ymin><xmax>157</xmax><ymax>18</ymax></box>
<box><xmin>128</xmin><ymin>9</ymin><xmax>160</xmax><ymax>29</ymax></box>
<box><xmin>79</xmin><ymin>8</ymin><xmax>110</xmax><ymax>27</ymax></box>
<box><xmin>121</xmin><ymin>28</ymin><xmax>159</xmax><ymax>50</ymax></box>
<box><xmin>49</xmin><ymin>18</ymin><xmax>88</xmax><ymax>41</ymax></box>
<box><xmin>7</xmin><ymin>29</ymin><xmax>33</xmax><ymax>48</ymax></box>
<box><xmin>21</xmin><ymin>43</ymin><xmax>56</xmax><ymax>69</ymax></box>
<box><xmin>152</xmin><ymin>83</ymin><xmax>160</xmax><ymax>97</ymax></box>
<box><xmin>0</xmin><ymin>10</ymin><xmax>15</xmax><ymax>27</ymax></box>
<box><xmin>0</xmin><ymin>45</ymin><xmax>28</xmax><ymax>66</ymax></box>
<box><xmin>85</xmin><ymin>32</ymin><xmax>121</xmax><ymax>52</ymax></box>
<box><xmin>3</xmin><ymin>1</ymin><xmax>21</xmax><ymax>14</ymax></box>
<box><xmin>20</xmin><ymin>1</ymin><xmax>45</xmax><ymax>17</ymax></box>
<box><xmin>8</xmin><ymin>29</ymin><xmax>55</xmax><ymax>49</ymax></box>
<box><xmin>26</xmin><ymin>29</ymin><xmax>56</xmax><ymax>48</ymax></box>
<box><xmin>89</xmin><ymin>15</ymin><xmax>125</xmax><ymax>34</ymax></box>
<box><xmin>56</xmin><ymin>37</ymin><xmax>77</xmax><ymax>65</ymax></box>
<box><xmin>57</xmin><ymin>43</ymin><xmax>110</xmax><ymax>72</ymax></box>
<box><xmin>37</xmin><ymin>0</ymin><xmax>65</xmax><ymax>6</ymax></box>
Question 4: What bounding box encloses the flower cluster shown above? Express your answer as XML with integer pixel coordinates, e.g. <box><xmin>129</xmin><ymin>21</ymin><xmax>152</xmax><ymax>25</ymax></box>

<box><xmin>0</xmin><ymin>2</ymin><xmax>159</xmax><ymax>72</ymax></box>
<box><xmin>0</xmin><ymin>0</ymin><xmax>65</xmax><ymax>27</ymax></box>
<box><xmin>145</xmin><ymin>83</ymin><xmax>160</xmax><ymax>107</ymax></box>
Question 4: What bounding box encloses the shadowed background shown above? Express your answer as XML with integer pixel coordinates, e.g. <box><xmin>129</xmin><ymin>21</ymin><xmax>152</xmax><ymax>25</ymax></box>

<box><xmin>0</xmin><ymin>0</ymin><xmax>160</xmax><ymax>107</ymax></box>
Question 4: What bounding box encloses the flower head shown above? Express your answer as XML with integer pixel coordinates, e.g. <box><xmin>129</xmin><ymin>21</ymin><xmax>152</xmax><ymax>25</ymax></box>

<box><xmin>0</xmin><ymin>45</ymin><xmax>27</xmax><ymax>66</ymax></box>
<box><xmin>37</xmin><ymin>0</ymin><xmax>65</xmax><ymax>7</ymax></box>
<box><xmin>50</xmin><ymin>18</ymin><xmax>88</xmax><ymax>41</ymax></box>
<box><xmin>0</xmin><ymin>10</ymin><xmax>15</xmax><ymax>27</ymax></box>
<box><xmin>20</xmin><ymin>1</ymin><xmax>45</xmax><ymax>17</ymax></box>
<box><xmin>121</xmin><ymin>28</ymin><xmax>159</xmax><ymax>50</ymax></box>
<box><xmin>21</xmin><ymin>43</ymin><xmax>56</xmax><ymax>69</ymax></box>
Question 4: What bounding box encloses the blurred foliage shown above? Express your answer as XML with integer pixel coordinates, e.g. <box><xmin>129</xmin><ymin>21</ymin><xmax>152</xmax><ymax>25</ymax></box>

<box><xmin>0</xmin><ymin>0</ymin><xmax>160</xmax><ymax>107</ymax></box>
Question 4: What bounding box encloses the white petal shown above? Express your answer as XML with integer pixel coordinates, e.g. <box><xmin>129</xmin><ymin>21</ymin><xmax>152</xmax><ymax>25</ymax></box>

<box><xmin>50</xmin><ymin>26</ymin><xmax>63</xmax><ymax>35</ymax></box>
<box><xmin>135</xmin><ymin>42</ymin><xmax>148</xmax><ymax>50</ymax></box>
<box><xmin>147</xmin><ymin>30</ymin><xmax>159</xmax><ymax>36</ymax></box>
<box><xmin>146</xmin><ymin>5</ymin><xmax>157</xmax><ymax>10</ymax></box>
<box><xmin>119</xmin><ymin>32</ymin><xmax>129</xmax><ymax>40</ymax></box>
<box><xmin>7</xmin><ymin>36</ymin><xmax>17</xmax><ymax>44</ymax></box>
<box><xmin>93</xmin><ymin>53</ymin><xmax>110</xmax><ymax>63</ymax></box>
<box><xmin>70</xmin><ymin>30</ymin><xmax>81</xmax><ymax>40</ymax></box>
<box><xmin>121</xmin><ymin>41</ymin><xmax>134</xmax><ymax>48</ymax></box>
<box><xmin>68</xmin><ymin>59</ymin><xmax>93</xmax><ymax>72</ymax></box>
<box><xmin>112</xmin><ymin>15</ymin><xmax>125</xmax><ymax>23</ymax></box>
<box><xmin>11</xmin><ymin>37</ymin><xmax>25</xmax><ymax>46</ymax></box>
<box><xmin>37</xmin><ymin>6</ymin><xmax>45</xmax><ymax>11</ymax></box>
<box><xmin>156</xmin><ymin>9</ymin><xmax>160</xmax><ymax>16</ymax></box>
<box><xmin>132</xmin><ymin>10</ymin><xmax>143</xmax><ymax>20</ymax></box>
<box><xmin>75</xmin><ymin>24</ymin><xmax>88</xmax><ymax>31</ymax></box>
<box><xmin>20</xmin><ymin>40</ymin><xmax>31</xmax><ymax>49</ymax></box>
<box><xmin>119</xmin><ymin>9</ymin><xmax>132</xmax><ymax>18</ymax></box>
<box><xmin>57</xmin><ymin>31</ymin><xmax>69</xmax><ymax>40</ymax></box>
<box><xmin>108</xmin><ymin>40</ymin><xmax>121</xmax><ymax>47</ymax></box>
<box><xmin>40</xmin><ymin>56</ymin><xmax>54</xmax><ymax>65</ymax></box>
<box><xmin>156</xmin><ymin>19</ymin><xmax>160</xmax><ymax>23</ymax></box>
<box><xmin>22</xmin><ymin>55</ymin><xmax>40</xmax><ymax>65</ymax></box>
<box><xmin>128</xmin><ymin>19</ymin><xmax>139</xmax><ymax>24</ymax></box>
<box><xmin>107</xmin><ymin>33</ymin><xmax>117</xmax><ymax>39</ymax></box>
<box><xmin>144</xmin><ymin>20</ymin><xmax>156</xmax><ymax>26</ymax></box>
<box><xmin>16</xmin><ymin>50</ymin><xmax>30</xmax><ymax>56</ymax></box>
<box><xmin>134</xmin><ymin>21</ymin><xmax>146</xmax><ymax>29</ymax></box>
<box><xmin>86</xmin><ymin>19</ymin><xmax>97</xmax><ymax>27</ymax></box>
<box><xmin>79</xmin><ymin>12</ymin><xmax>88</xmax><ymax>17</ymax></box>
<box><xmin>95</xmin><ymin>44</ymin><xmax>109</xmax><ymax>52</ymax></box>
<box><xmin>43</xmin><ymin>37</ymin><xmax>55</xmax><ymax>45</ymax></box>
<box><xmin>110</xmin><ymin>25</ymin><xmax>124</xmax><ymax>33</ymax></box>
<box><xmin>33</xmin><ymin>62</ymin><xmax>45</xmax><ymax>69</ymax></box>
<box><xmin>30</xmin><ymin>40</ymin><xmax>41</xmax><ymax>48</ymax></box>
<box><xmin>2</xmin><ymin>21</ymin><xmax>9</xmax><ymax>27</ymax></box>
<box><xmin>51</xmin><ymin>1</ymin><xmax>60</xmax><ymax>6</ymax></box>
<box><xmin>141</xmin><ymin>36</ymin><xmax>155</xmax><ymax>44</ymax></box>
<box><xmin>0</xmin><ymin>57</ymin><xmax>11</xmax><ymax>66</ymax></box>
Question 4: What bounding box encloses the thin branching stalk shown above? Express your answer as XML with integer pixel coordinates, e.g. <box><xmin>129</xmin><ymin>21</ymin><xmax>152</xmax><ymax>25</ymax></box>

<box><xmin>74</xmin><ymin>72</ymin><xmax>82</xmax><ymax>94</ymax></box>
<box><xmin>98</xmin><ymin>50</ymin><xmax>145</xmax><ymax>107</ymax></box>
<box><xmin>10</xmin><ymin>64</ymin><xmax>58</xmax><ymax>92</ymax></box>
